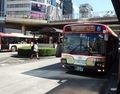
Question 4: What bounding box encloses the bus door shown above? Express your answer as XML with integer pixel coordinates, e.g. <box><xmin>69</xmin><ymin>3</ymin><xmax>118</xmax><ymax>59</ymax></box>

<box><xmin>1</xmin><ymin>37</ymin><xmax>9</xmax><ymax>51</ymax></box>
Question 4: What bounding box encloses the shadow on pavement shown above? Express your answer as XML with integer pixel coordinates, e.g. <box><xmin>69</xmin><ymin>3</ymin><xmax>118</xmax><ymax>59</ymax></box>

<box><xmin>22</xmin><ymin>63</ymin><xmax>107</xmax><ymax>80</ymax></box>
<box><xmin>22</xmin><ymin>63</ymin><xmax>107</xmax><ymax>94</ymax></box>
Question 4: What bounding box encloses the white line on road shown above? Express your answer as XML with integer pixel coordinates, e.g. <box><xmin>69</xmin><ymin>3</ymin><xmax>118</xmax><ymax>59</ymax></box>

<box><xmin>0</xmin><ymin>58</ymin><xmax>10</xmax><ymax>64</ymax></box>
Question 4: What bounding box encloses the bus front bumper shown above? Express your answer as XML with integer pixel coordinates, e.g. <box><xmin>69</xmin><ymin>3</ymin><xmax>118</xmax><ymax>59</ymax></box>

<box><xmin>61</xmin><ymin>59</ymin><xmax>106</xmax><ymax>72</ymax></box>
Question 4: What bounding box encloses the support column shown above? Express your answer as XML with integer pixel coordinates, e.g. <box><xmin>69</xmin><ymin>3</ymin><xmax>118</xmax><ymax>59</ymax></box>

<box><xmin>49</xmin><ymin>37</ymin><xmax>52</xmax><ymax>44</ymax></box>
<box><xmin>58</xmin><ymin>33</ymin><xmax>60</xmax><ymax>42</ymax></box>
<box><xmin>21</xmin><ymin>25</ymin><xmax>26</xmax><ymax>35</ymax></box>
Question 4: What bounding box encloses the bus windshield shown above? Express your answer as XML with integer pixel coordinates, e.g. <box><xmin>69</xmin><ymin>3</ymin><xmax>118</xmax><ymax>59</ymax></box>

<box><xmin>62</xmin><ymin>33</ymin><xmax>105</xmax><ymax>55</ymax></box>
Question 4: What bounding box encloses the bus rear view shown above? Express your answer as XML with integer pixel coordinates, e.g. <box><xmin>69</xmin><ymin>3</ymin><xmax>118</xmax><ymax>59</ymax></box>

<box><xmin>61</xmin><ymin>23</ymin><xmax>118</xmax><ymax>72</ymax></box>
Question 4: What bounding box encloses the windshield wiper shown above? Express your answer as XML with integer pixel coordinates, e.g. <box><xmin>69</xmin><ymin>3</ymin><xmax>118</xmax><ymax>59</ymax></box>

<box><xmin>70</xmin><ymin>44</ymin><xmax>92</xmax><ymax>55</ymax></box>
<box><xmin>69</xmin><ymin>44</ymin><xmax>80</xmax><ymax>54</ymax></box>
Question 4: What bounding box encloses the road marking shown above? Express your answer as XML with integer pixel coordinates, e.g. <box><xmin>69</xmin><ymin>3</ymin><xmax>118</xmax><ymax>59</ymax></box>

<box><xmin>18</xmin><ymin>60</ymin><xmax>25</xmax><ymax>62</ymax></box>
<box><xmin>110</xmin><ymin>88</ymin><xmax>117</xmax><ymax>91</ymax></box>
<box><xmin>0</xmin><ymin>58</ymin><xmax>10</xmax><ymax>64</ymax></box>
<box><xmin>0</xmin><ymin>63</ymin><xmax>9</xmax><ymax>66</ymax></box>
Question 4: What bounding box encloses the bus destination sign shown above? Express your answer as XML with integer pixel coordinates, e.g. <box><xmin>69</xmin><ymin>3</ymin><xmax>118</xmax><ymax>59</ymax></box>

<box><xmin>70</xmin><ymin>25</ymin><xmax>103</xmax><ymax>32</ymax></box>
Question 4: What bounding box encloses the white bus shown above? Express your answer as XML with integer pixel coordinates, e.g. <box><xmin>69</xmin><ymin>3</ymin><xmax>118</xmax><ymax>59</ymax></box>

<box><xmin>0</xmin><ymin>33</ymin><xmax>37</xmax><ymax>52</ymax></box>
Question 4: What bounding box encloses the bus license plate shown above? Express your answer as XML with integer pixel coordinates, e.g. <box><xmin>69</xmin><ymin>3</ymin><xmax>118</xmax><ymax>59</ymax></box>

<box><xmin>75</xmin><ymin>66</ymin><xmax>83</xmax><ymax>72</ymax></box>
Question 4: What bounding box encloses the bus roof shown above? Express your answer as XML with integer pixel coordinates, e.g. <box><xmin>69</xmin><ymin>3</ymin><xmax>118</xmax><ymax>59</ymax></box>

<box><xmin>11</xmin><ymin>33</ymin><xmax>34</xmax><ymax>38</ymax></box>
<box><xmin>0</xmin><ymin>33</ymin><xmax>35</xmax><ymax>38</ymax></box>
<box><xmin>64</xmin><ymin>23</ymin><xmax>118</xmax><ymax>37</ymax></box>
<box><xmin>0</xmin><ymin>33</ymin><xmax>16</xmax><ymax>37</ymax></box>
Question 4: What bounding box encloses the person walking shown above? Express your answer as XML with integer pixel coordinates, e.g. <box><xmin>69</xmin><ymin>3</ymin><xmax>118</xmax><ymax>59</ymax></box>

<box><xmin>30</xmin><ymin>41</ymin><xmax>40</xmax><ymax>59</ymax></box>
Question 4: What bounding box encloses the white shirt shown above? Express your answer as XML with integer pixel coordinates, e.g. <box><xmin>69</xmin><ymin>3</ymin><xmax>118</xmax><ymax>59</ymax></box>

<box><xmin>33</xmin><ymin>44</ymin><xmax>38</xmax><ymax>52</ymax></box>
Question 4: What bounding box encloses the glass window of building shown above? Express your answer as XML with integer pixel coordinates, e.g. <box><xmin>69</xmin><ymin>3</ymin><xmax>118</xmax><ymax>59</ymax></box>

<box><xmin>7</xmin><ymin>0</ymin><xmax>25</xmax><ymax>1</ymax></box>
<box><xmin>31</xmin><ymin>0</ymin><xmax>37</xmax><ymax>1</ymax></box>
<box><xmin>7</xmin><ymin>4</ymin><xmax>30</xmax><ymax>8</ymax></box>
<box><xmin>37</xmin><ymin>0</ymin><xmax>45</xmax><ymax>3</ymax></box>
<box><xmin>6</xmin><ymin>11</ymin><xmax>30</xmax><ymax>15</ymax></box>
<box><xmin>47</xmin><ymin>0</ymin><xmax>51</xmax><ymax>4</ymax></box>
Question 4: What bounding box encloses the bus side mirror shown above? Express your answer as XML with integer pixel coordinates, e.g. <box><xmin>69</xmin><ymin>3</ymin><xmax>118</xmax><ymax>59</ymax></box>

<box><xmin>104</xmin><ymin>33</ymin><xmax>108</xmax><ymax>41</ymax></box>
<box><xmin>103</xmin><ymin>30</ymin><xmax>108</xmax><ymax>41</ymax></box>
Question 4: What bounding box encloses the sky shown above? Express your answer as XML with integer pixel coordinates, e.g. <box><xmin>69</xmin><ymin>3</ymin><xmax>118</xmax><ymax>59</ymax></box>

<box><xmin>73</xmin><ymin>0</ymin><xmax>115</xmax><ymax>14</ymax></box>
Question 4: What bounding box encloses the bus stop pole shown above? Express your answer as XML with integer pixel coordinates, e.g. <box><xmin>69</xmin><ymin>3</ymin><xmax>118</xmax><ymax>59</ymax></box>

<box><xmin>116</xmin><ymin>34</ymin><xmax>120</xmax><ymax>94</ymax></box>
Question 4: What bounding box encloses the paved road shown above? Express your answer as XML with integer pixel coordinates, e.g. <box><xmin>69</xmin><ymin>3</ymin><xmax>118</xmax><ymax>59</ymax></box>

<box><xmin>0</xmin><ymin>52</ymin><xmax>116</xmax><ymax>94</ymax></box>
<box><xmin>0</xmin><ymin>52</ymin><xmax>55</xmax><ymax>67</ymax></box>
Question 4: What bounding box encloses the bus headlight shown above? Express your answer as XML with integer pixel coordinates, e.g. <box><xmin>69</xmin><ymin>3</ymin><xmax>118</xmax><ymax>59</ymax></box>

<box><xmin>86</xmin><ymin>58</ymin><xmax>96</xmax><ymax>66</ymax></box>
<box><xmin>86</xmin><ymin>58</ymin><xmax>105</xmax><ymax>67</ymax></box>
<box><xmin>61</xmin><ymin>58</ymin><xmax>67</xmax><ymax>64</ymax></box>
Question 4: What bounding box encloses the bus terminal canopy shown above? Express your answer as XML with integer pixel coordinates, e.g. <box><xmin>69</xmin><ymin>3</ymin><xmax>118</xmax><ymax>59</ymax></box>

<box><xmin>30</xmin><ymin>27</ymin><xmax>62</xmax><ymax>35</ymax></box>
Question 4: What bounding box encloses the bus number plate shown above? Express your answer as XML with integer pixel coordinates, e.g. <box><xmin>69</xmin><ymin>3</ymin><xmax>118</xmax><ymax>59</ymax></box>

<box><xmin>75</xmin><ymin>66</ymin><xmax>83</xmax><ymax>72</ymax></box>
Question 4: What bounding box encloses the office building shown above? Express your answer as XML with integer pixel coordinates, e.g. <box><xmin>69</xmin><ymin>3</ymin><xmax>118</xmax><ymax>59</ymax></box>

<box><xmin>0</xmin><ymin>0</ymin><xmax>4</xmax><ymax>16</ymax></box>
<box><xmin>0</xmin><ymin>0</ymin><xmax>5</xmax><ymax>32</ymax></box>
<box><xmin>47</xmin><ymin>0</ymin><xmax>62</xmax><ymax>20</ymax></box>
<box><xmin>4</xmin><ymin>0</ymin><xmax>62</xmax><ymax>34</ymax></box>
<box><xmin>62</xmin><ymin>0</ymin><xmax>73</xmax><ymax>15</ymax></box>
<box><xmin>5</xmin><ymin>0</ymin><xmax>46</xmax><ymax>19</ymax></box>
<box><xmin>4</xmin><ymin>0</ymin><xmax>47</xmax><ymax>34</ymax></box>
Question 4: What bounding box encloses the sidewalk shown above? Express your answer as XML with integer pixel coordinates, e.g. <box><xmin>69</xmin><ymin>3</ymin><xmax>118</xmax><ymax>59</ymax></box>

<box><xmin>0</xmin><ymin>58</ymin><xmax>61</xmax><ymax>94</ymax></box>
<box><xmin>101</xmin><ymin>58</ymin><xmax>119</xmax><ymax>94</ymax></box>
<box><xmin>102</xmin><ymin>75</ymin><xmax>118</xmax><ymax>94</ymax></box>
<box><xmin>0</xmin><ymin>55</ymin><xmax>56</xmax><ymax>67</ymax></box>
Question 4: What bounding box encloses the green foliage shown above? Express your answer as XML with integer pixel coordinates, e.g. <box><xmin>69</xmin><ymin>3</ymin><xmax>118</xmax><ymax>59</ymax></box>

<box><xmin>18</xmin><ymin>46</ymin><xmax>56</xmax><ymax>57</ymax></box>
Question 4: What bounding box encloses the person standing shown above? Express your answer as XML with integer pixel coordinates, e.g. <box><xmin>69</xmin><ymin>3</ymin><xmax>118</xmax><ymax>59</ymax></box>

<box><xmin>30</xmin><ymin>41</ymin><xmax>40</xmax><ymax>59</ymax></box>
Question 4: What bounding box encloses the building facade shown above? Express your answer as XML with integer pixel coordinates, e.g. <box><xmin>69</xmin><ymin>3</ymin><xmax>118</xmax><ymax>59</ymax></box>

<box><xmin>47</xmin><ymin>0</ymin><xmax>62</xmax><ymax>20</ymax></box>
<box><xmin>0</xmin><ymin>0</ymin><xmax>5</xmax><ymax>32</ymax></box>
<box><xmin>5</xmin><ymin>0</ymin><xmax>62</xmax><ymax>20</ymax></box>
<box><xmin>0</xmin><ymin>0</ymin><xmax>4</xmax><ymax>16</ymax></box>
<box><xmin>4</xmin><ymin>0</ymin><xmax>62</xmax><ymax>34</ymax></box>
<box><xmin>5</xmin><ymin>0</ymin><xmax>46</xmax><ymax>19</ymax></box>
<box><xmin>62</xmin><ymin>0</ymin><xmax>73</xmax><ymax>16</ymax></box>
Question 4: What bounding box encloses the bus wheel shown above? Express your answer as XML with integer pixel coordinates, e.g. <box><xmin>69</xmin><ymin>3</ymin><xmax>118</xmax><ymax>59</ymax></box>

<box><xmin>11</xmin><ymin>46</ymin><xmax>17</xmax><ymax>52</ymax></box>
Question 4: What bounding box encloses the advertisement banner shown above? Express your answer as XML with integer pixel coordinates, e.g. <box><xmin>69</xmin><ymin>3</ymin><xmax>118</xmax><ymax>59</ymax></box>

<box><xmin>31</xmin><ymin>2</ymin><xmax>46</xmax><ymax>13</ymax></box>
<box><xmin>30</xmin><ymin>12</ymin><xmax>46</xmax><ymax>19</ymax></box>
<box><xmin>30</xmin><ymin>2</ymin><xmax>46</xmax><ymax>19</ymax></box>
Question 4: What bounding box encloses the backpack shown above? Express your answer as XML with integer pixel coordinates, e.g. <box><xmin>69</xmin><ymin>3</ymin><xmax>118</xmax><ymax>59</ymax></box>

<box><xmin>31</xmin><ymin>45</ymin><xmax>34</xmax><ymax>51</ymax></box>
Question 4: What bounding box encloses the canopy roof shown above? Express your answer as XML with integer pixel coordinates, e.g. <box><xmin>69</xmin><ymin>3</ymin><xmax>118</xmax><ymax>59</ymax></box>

<box><xmin>30</xmin><ymin>27</ymin><xmax>62</xmax><ymax>35</ymax></box>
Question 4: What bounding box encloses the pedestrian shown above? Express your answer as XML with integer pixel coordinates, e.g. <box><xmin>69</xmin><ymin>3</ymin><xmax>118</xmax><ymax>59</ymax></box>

<box><xmin>30</xmin><ymin>41</ymin><xmax>40</xmax><ymax>59</ymax></box>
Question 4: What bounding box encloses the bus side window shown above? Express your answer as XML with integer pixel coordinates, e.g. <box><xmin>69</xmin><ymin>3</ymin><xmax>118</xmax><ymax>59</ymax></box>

<box><xmin>109</xmin><ymin>37</ymin><xmax>114</xmax><ymax>51</ymax></box>
<box><xmin>25</xmin><ymin>38</ymin><xmax>31</xmax><ymax>44</ymax></box>
<box><xmin>19</xmin><ymin>38</ymin><xmax>25</xmax><ymax>44</ymax></box>
<box><xmin>14</xmin><ymin>37</ymin><xmax>19</xmax><ymax>44</ymax></box>
<box><xmin>16</xmin><ymin>38</ymin><xmax>20</xmax><ymax>44</ymax></box>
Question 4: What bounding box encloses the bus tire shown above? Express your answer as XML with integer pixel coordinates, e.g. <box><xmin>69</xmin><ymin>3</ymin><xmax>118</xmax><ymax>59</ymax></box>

<box><xmin>11</xmin><ymin>46</ymin><xmax>17</xmax><ymax>52</ymax></box>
